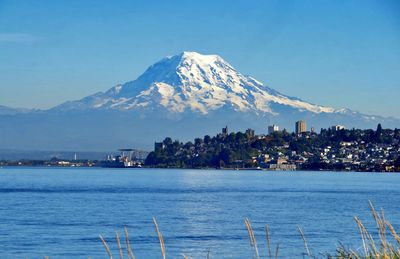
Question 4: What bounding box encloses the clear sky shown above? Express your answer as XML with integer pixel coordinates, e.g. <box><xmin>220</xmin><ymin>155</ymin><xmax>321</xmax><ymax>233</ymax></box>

<box><xmin>0</xmin><ymin>0</ymin><xmax>399</xmax><ymax>118</ymax></box>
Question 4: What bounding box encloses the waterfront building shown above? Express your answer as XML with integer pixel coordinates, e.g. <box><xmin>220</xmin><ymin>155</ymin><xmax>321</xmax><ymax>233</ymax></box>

<box><xmin>267</xmin><ymin>157</ymin><xmax>296</xmax><ymax>170</ymax></box>
<box><xmin>295</xmin><ymin>120</ymin><xmax>307</xmax><ymax>134</ymax></box>
<box><xmin>268</xmin><ymin>124</ymin><xmax>279</xmax><ymax>134</ymax></box>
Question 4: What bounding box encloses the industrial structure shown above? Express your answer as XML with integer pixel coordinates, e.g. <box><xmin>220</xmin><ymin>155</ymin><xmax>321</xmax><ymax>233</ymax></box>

<box><xmin>102</xmin><ymin>149</ymin><xmax>143</xmax><ymax>168</ymax></box>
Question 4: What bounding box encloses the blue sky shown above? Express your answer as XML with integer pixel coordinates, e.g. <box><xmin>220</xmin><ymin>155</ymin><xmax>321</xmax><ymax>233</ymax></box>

<box><xmin>0</xmin><ymin>0</ymin><xmax>399</xmax><ymax>118</ymax></box>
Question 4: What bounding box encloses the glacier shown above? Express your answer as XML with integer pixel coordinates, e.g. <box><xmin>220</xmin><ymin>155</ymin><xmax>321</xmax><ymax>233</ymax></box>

<box><xmin>54</xmin><ymin>51</ymin><xmax>337</xmax><ymax>115</ymax></box>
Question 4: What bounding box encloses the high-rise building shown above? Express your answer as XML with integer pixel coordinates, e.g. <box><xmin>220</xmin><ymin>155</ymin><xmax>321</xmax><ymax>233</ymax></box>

<box><xmin>222</xmin><ymin>126</ymin><xmax>228</xmax><ymax>135</ymax></box>
<box><xmin>245</xmin><ymin>128</ymin><xmax>255</xmax><ymax>138</ymax></box>
<box><xmin>268</xmin><ymin>124</ymin><xmax>279</xmax><ymax>134</ymax></box>
<box><xmin>331</xmin><ymin>125</ymin><xmax>345</xmax><ymax>131</ymax></box>
<box><xmin>295</xmin><ymin>120</ymin><xmax>307</xmax><ymax>134</ymax></box>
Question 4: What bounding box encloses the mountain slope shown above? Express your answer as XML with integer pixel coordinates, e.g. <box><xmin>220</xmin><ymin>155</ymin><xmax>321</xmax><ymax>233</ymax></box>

<box><xmin>54</xmin><ymin>51</ymin><xmax>337</xmax><ymax>115</ymax></box>
<box><xmin>0</xmin><ymin>105</ymin><xmax>33</xmax><ymax>115</ymax></box>
<box><xmin>0</xmin><ymin>51</ymin><xmax>398</xmax><ymax>151</ymax></box>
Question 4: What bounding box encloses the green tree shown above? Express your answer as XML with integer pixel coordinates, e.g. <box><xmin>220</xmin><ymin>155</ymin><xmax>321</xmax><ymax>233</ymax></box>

<box><xmin>163</xmin><ymin>137</ymin><xmax>173</xmax><ymax>146</ymax></box>
<box><xmin>219</xmin><ymin>148</ymin><xmax>235</xmax><ymax>165</ymax></box>
<box><xmin>194</xmin><ymin>138</ymin><xmax>203</xmax><ymax>147</ymax></box>
<box><xmin>145</xmin><ymin>152</ymin><xmax>157</xmax><ymax>165</ymax></box>
<box><xmin>204</xmin><ymin>135</ymin><xmax>211</xmax><ymax>145</ymax></box>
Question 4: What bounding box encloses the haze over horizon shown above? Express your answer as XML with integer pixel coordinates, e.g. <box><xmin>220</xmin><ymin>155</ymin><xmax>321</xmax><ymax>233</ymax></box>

<box><xmin>0</xmin><ymin>0</ymin><xmax>399</xmax><ymax>118</ymax></box>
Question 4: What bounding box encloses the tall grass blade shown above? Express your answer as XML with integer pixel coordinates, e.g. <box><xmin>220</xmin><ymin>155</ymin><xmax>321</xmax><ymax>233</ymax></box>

<box><xmin>274</xmin><ymin>243</ymin><xmax>280</xmax><ymax>259</ymax></box>
<box><xmin>100</xmin><ymin>234</ymin><xmax>113</xmax><ymax>259</ymax></box>
<box><xmin>265</xmin><ymin>224</ymin><xmax>272</xmax><ymax>259</ymax></box>
<box><xmin>244</xmin><ymin>218</ymin><xmax>260</xmax><ymax>259</ymax></box>
<box><xmin>206</xmin><ymin>248</ymin><xmax>211</xmax><ymax>259</ymax></box>
<box><xmin>116</xmin><ymin>232</ymin><xmax>123</xmax><ymax>259</ymax></box>
<box><xmin>387</xmin><ymin>222</ymin><xmax>400</xmax><ymax>245</ymax></box>
<box><xmin>297</xmin><ymin>226</ymin><xmax>311</xmax><ymax>257</ymax></box>
<box><xmin>124</xmin><ymin>227</ymin><xmax>135</xmax><ymax>259</ymax></box>
<box><xmin>153</xmin><ymin>217</ymin><xmax>166</xmax><ymax>259</ymax></box>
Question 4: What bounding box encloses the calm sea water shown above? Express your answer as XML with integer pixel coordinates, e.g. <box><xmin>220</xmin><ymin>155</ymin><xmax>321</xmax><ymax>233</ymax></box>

<box><xmin>0</xmin><ymin>168</ymin><xmax>399</xmax><ymax>258</ymax></box>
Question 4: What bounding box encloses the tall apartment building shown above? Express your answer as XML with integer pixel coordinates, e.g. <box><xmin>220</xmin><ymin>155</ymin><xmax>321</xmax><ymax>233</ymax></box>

<box><xmin>331</xmin><ymin>125</ymin><xmax>345</xmax><ymax>131</ymax></box>
<box><xmin>245</xmin><ymin>128</ymin><xmax>255</xmax><ymax>138</ymax></box>
<box><xmin>268</xmin><ymin>124</ymin><xmax>279</xmax><ymax>134</ymax></box>
<box><xmin>295</xmin><ymin>120</ymin><xmax>307</xmax><ymax>134</ymax></box>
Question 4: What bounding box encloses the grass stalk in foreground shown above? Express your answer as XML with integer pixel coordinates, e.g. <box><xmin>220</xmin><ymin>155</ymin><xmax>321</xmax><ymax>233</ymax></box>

<box><xmin>333</xmin><ymin>201</ymin><xmax>400</xmax><ymax>259</ymax></box>
<box><xmin>153</xmin><ymin>217</ymin><xmax>166</xmax><ymax>259</ymax></box>
<box><xmin>298</xmin><ymin>225</ymin><xmax>311</xmax><ymax>257</ymax></box>
<box><xmin>124</xmin><ymin>227</ymin><xmax>135</xmax><ymax>259</ymax></box>
<box><xmin>265</xmin><ymin>224</ymin><xmax>272</xmax><ymax>259</ymax></box>
<box><xmin>244</xmin><ymin>217</ymin><xmax>260</xmax><ymax>259</ymax></box>
<box><xmin>99</xmin><ymin>202</ymin><xmax>399</xmax><ymax>258</ymax></box>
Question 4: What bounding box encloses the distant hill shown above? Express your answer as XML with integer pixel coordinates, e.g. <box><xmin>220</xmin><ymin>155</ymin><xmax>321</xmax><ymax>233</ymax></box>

<box><xmin>0</xmin><ymin>105</ymin><xmax>33</xmax><ymax>115</ymax></box>
<box><xmin>0</xmin><ymin>149</ymin><xmax>147</xmax><ymax>161</ymax></box>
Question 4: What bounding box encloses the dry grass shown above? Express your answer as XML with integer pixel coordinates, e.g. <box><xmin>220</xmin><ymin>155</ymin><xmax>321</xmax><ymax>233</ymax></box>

<box><xmin>100</xmin><ymin>228</ymin><xmax>135</xmax><ymax>259</ymax></box>
<box><xmin>116</xmin><ymin>232</ymin><xmax>123</xmax><ymax>259</ymax></box>
<box><xmin>98</xmin><ymin>202</ymin><xmax>399</xmax><ymax>259</ymax></box>
<box><xmin>100</xmin><ymin>234</ymin><xmax>114</xmax><ymax>258</ymax></box>
<box><xmin>298</xmin><ymin>225</ymin><xmax>311</xmax><ymax>257</ymax></box>
<box><xmin>124</xmin><ymin>227</ymin><xmax>135</xmax><ymax>259</ymax></box>
<box><xmin>153</xmin><ymin>217</ymin><xmax>166</xmax><ymax>259</ymax></box>
<box><xmin>265</xmin><ymin>224</ymin><xmax>272</xmax><ymax>259</ymax></box>
<box><xmin>244</xmin><ymin>217</ymin><xmax>260</xmax><ymax>259</ymax></box>
<box><xmin>334</xmin><ymin>201</ymin><xmax>400</xmax><ymax>258</ymax></box>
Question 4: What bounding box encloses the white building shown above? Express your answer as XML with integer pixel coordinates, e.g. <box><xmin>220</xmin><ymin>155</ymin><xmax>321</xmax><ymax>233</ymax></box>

<box><xmin>332</xmin><ymin>125</ymin><xmax>345</xmax><ymax>131</ymax></box>
<box><xmin>268</xmin><ymin>124</ymin><xmax>279</xmax><ymax>134</ymax></box>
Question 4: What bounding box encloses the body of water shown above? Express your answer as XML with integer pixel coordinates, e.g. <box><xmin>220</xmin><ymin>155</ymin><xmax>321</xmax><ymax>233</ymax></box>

<box><xmin>0</xmin><ymin>167</ymin><xmax>399</xmax><ymax>258</ymax></box>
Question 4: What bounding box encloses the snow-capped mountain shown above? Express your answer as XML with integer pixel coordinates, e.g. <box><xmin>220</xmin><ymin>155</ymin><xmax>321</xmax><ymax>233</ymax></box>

<box><xmin>54</xmin><ymin>51</ymin><xmax>337</xmax><ymax>115</ymax></box>
<box><xmin>0</xmin><ymin>105</ymin><xmax>34</xmax><ymax>115</ymax></box>
<box><xmin>1</xmin><ymin>51</ymin><xmax>398</xmax><ymax>151</ymax></box>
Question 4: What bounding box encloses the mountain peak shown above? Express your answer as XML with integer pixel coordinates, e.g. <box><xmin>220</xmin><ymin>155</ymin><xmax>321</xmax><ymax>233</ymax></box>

<box><xmin>54</xmin><ymin>51</ymin><xmax>337</xmax><ymax>115</ymax></box>
<box><xmin>160</xmin><ymin>51</ymin><xmax>233</xmax><ymax>76</ymax></box>
<box><xmin>179</xmin><ymin>51</ymin><xmax>222</xmax><ymax>63</ymax></box>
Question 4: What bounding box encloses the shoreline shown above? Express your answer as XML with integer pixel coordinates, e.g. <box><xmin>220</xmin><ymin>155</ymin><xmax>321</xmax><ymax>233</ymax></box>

<box><xmin>1</xmin><ymin>164</ymin><xmax>399</xmax><ymax>173</ymax></box>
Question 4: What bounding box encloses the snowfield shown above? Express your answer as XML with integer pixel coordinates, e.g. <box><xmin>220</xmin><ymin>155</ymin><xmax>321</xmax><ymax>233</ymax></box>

<box><xmin>54</xmin><ymin>51</ymin><xmax>338</xmax><ymax>115</ymax></box>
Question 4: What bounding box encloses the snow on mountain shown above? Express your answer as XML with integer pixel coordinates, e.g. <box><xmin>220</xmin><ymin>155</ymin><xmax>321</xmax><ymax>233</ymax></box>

<box><xmin>2</xmin><ymin>51</ymin><xmax>398</xmax><ymax>151</ymax></box>
<box><xmin>0</xmin><ymin>105</ymin><xmax>34</xmax><ymax>115</ymax></box>
<box><xmin>54</xmin><ymin>51</ymin><xmax>336</xmax><ymax>115</ymax></box>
